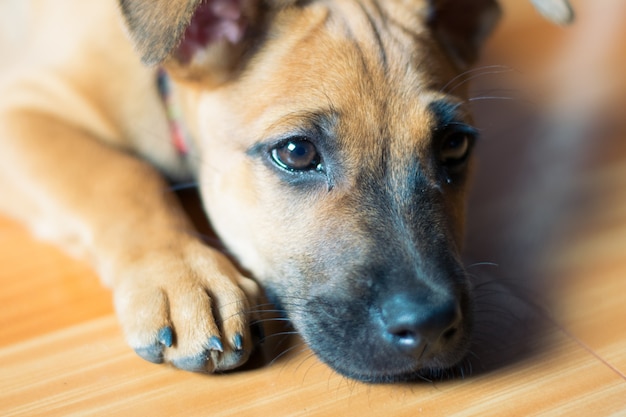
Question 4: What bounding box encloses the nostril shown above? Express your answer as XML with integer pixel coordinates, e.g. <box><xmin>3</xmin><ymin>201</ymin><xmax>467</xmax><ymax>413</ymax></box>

<box><xmin>389</xmin><ymin>328</ymin><xmax>420</xmax><ymax>348</ymax></box>
<box><xmin>395</xmin><ymin>330</ymin><xmax>415</xmax><ymax>340</ymax></box>
<box><xmin>442</xmin><ymin>326</ymin><xmax>458</xmax><ymax>341</ymax></box>
<box><xmin>380</xmin><ymin>294</ymin><xmax>461</xmax><ymax>355</ymax></box>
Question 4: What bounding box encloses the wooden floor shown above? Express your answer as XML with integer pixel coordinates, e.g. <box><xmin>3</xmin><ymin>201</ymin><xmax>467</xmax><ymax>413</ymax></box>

<box><xmin>1</xmin><ymin>1</ymin><xmax>625</xmax><ymax>416</ymax></box>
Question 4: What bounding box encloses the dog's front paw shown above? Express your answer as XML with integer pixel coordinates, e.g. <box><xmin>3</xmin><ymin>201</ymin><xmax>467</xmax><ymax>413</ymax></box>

<box><xmin>113</xmin><ymin>244</ymin><xmax>259</xmax><ymax>373</ymax></box>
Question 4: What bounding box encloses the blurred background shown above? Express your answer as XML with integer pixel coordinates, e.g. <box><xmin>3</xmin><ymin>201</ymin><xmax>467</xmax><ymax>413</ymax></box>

<box><xmin>464</xmin><ymin>0</ymin><xmax>626</xmax><ymax>373</ymax></box>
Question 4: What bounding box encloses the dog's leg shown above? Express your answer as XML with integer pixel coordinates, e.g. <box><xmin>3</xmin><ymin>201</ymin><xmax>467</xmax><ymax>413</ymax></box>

<box><xmin>0</xmin><ymin>108</ymin><xmax>258</xmax><ymax>372</ymax></box>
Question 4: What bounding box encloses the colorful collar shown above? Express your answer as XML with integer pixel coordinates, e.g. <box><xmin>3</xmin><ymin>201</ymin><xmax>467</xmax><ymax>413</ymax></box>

<box><xmin>157</xmin><ymin>69</ymin><xmax>191</xmax><ymax>156</ymax></box>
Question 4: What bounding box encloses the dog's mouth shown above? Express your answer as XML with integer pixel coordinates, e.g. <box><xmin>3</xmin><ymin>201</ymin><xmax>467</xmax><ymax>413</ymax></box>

<box><xmin>263</xmin><ymin>270</ymin><xmax>473</xmax><ymax>383</ymax></box>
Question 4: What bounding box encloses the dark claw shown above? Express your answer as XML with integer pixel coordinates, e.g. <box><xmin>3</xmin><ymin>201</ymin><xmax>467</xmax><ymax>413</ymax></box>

<box><xmin>233</xmin><ymin>333</ymin><xmax>244</xmax><ymax>351</ymax></box>
<box><xmin>134</xmin><ymin>345</ymin><xmax>164</xmax><ymax>364</ymax></box>
<box><xmin>158</xmin><ymin>327</ymin><xmax>174</xmax><ymax>348</ymax></box>
<box><xmin>172</xmin><ymin>353</ymin><xmax>209</xmax><ymax>372</ymax></box>
<box><xmin>208</xmin><ymin>336</ymin><xmax>224</xmax><ymax>352</ymax></box>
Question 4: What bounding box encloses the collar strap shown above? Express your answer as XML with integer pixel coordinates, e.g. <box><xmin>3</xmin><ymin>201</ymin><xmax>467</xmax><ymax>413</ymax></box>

<box><xmin>157</xmin><ymin>69</ymin><xmax>191</xmax><ymax>156</ymax></box>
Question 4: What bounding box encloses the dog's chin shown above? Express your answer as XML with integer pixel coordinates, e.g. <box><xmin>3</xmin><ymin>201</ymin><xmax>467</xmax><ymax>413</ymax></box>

<box><xmin>300</xmin><ymin>329</ymin><xmax>472</xmax><ymax>384</ymax></box>
<box><xmin>325</xmin><ymin>361</ymin><xmax>464</xmax><ymax>384</ymax></box>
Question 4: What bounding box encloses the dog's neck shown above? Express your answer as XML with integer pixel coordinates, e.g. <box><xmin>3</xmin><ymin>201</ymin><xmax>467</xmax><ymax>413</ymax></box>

<box><xmin>157</xmin><ymin>69</ymin><xmax>191</xmax><ymax>156</ymax></box>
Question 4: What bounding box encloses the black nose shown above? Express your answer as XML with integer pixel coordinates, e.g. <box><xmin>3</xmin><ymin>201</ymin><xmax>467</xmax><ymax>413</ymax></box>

<box><xmin>380</xmin><ymin>294</ymin><xmax>461</xmax><ymax>357</ymax></box>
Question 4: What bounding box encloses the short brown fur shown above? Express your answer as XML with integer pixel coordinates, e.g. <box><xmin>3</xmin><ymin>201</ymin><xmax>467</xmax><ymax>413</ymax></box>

<box><xmin>0</xmin><ymin>0</ymin><xmax>572</xmax><ymax>381</ymax></box>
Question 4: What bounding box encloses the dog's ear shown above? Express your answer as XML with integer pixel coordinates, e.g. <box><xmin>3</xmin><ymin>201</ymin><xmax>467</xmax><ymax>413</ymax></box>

<box><xmin>119</xmin><ymin>0</ymin><xmax>281</xmax><ymax>83</ymax></box>
<box><xmin>118</xmin><ymin>0</ymin><xmax>204</xmax><ymax>65</ymax></box>
<box><xmin>427</xmin><ymin>0</ymin><xmax>502</xmax><ymax>69</ymax></box>
<box><xmin>426</xmin><ymin>0</ymin><xmax>574</xmax><ymax>69</ymax></box>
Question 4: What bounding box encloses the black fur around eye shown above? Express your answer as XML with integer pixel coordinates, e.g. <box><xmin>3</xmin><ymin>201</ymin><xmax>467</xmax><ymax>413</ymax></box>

<box><xmin>270</xmin><ymin>138</ymin><xmax>322</xmax><ymax>172</ymax></box>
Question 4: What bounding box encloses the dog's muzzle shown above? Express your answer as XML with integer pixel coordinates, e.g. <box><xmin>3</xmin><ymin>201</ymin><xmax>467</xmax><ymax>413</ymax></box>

<box><xmin>267</xmin><ymin>257</ymin><xmax>472</xmax><ymax>383</ymax></box>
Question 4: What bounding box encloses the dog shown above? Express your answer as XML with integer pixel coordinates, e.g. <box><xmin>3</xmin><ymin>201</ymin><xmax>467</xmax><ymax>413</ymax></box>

<box><xmin>0</xmin><ymin>0</ymin><xmax>572</xmax><ymax>382</ymax></box>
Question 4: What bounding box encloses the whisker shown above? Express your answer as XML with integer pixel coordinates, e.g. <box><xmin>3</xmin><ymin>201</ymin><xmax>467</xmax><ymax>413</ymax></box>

<box><xmin>269</xmin><ymin>343</ymin><xmax>308</xmax><ymax>367</ymax></box>
<box><xmin>442</xmin><ymin>65</ymin><xmax>515</xmax><ymax>94</ymax></box>
<box><xmin>468</xmin><ymin>95</ymin><xmax>518</xmax><ymax>102</ymax></box>
<box><xmin>413</xmin><ymin>372</ymin><xmax>434</xmax><ymax>384</ymax></box>
<box><xmin>469</xmin><ymin>87</ymin><xmax>522</xmax><ymax>97</ymax></box>
<box><xmin>250</xmin><ymin>317</ymin><xmax>293</xmax><ymax>326</ymax></box>
<box><xmin>258</xmin><ymin>331</ymin><xmax>300</xmax><ymax>344</ymax></box>
<box><xmin>295</xmin><ymin>350</ymin><xmax>320</xmax><ymax>376</ymax></box>
<box><xmin>245</xmin><ymin>309</ymin><xmax>288</xmax><ymax>316</ymax></box>
<box><xmin>465</xmin><ymin>261</ymin><xmax>500</xmax><ymax>269</ymax></box>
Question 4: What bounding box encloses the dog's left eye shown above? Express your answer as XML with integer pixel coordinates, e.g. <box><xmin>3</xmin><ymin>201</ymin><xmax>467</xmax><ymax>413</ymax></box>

<box><xmin>270</xmin><ymin>138</ymin><xmax>322</xmax><ymax>172</ymax></box>
<box><xmin>439</xmin><ymin>130</ymin><xmax>474</xmax><ymax>168</ymax></box>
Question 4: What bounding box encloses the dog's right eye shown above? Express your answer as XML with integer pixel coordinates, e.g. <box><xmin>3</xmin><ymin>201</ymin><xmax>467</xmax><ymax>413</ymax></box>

<box><xmin>270</xmin><ymin>138</ymin><xmax>323</xmax><ymax>172</ymax></box>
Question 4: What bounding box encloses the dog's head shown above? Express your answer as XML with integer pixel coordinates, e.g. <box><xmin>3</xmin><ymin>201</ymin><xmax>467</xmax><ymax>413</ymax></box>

<box><xmin>120</xmin><ymin>0</ymin><xmax>572</xmax><ymax>382</ymax></box>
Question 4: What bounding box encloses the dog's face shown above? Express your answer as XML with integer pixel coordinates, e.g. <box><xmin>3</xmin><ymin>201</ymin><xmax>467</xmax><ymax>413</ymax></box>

<box><xmin>121</xmin><ymin>0</ymin><xmax>501</xmax><ymax>381</ymax></box>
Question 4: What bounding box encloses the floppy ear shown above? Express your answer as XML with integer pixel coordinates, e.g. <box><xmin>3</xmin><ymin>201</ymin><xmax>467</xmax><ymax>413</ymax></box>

<box><xmin>118</xmin><ymin>0</ymin><xmax>278</xmax><ymax>83</ymax></box>
<box><xmin>118</xmin><ymin>0</ymin><xmax>204</xmax><ymax>65</ymax></box>
<box><xmin>426</xmin><ymin>0</ymin><xmax>502</xmax><ymax>69</ymax></box>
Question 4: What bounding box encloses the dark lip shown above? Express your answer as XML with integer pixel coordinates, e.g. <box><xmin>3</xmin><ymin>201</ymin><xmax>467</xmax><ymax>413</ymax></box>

<box><xmin>322</xmin><ymin>335</ymin><xmax>473</xmax><ymax>383</ymax></box>
<box><xmin>283</xmin><ymin>300</ymin><xmax>472</xmax><ymax>383</ymax></box>
<box><xmin>313</xmin><ymin>350</ymin><xmax>469</xmax><ymax>384</ymax></box>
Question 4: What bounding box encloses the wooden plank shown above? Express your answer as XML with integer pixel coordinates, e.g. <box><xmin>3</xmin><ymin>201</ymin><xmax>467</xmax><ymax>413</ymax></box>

<box><xmin>0</xmin><ymin>314</ymin><xmax>624</xmax><ymax>417</ymax></box>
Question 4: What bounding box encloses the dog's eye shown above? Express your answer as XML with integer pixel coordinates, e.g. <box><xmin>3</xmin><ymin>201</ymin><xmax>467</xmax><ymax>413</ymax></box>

<box><xmin>439</xmin><ymin>131</ymin><xmax>473</xmax><ymax>168</ymax></box>
<box><xmin>270</xmin><ymin>138</ymin><xmax>322</xmax><ymax>172</ymax></box>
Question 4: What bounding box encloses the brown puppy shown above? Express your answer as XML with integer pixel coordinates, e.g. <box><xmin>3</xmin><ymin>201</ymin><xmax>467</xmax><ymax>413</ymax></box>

<box><xmin>0</xmin><ymin>0</ymin><xmax>572</xmax><ymax>382</ymax></box>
